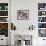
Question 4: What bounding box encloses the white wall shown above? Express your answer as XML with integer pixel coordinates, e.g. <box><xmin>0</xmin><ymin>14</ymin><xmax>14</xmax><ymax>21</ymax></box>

<box><xmin>11</xmin><ymin>0</ymin><xmax>46</xmax><ymax>46</ymax></box>
<box><xmin>11</xmin><ymin>0</ymin><xmax>46</xmax><ymax>30</ymax></box>
<box><xmin>11</xmin><ymin>0</ymin><xmax>38</xmax><ymax>30</ymax></box>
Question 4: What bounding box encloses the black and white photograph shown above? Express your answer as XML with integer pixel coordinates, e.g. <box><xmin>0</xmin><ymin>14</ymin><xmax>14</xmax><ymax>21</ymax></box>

<box><xmin>17</xmin><ymin>10</ymin><xmax>29</xmax><ymax>20</ymax></box>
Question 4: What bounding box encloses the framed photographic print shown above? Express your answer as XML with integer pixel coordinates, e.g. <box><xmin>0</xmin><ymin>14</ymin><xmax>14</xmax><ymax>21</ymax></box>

<box><xmin>17</xmin><ymin>10</ymin><xmax>29</xmax><ymax>20</ymax></box>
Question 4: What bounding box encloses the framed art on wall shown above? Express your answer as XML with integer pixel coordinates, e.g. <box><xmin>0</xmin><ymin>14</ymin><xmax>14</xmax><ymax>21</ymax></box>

<box><xmin>17</xmin><ymin>10</ymin><xmax>29</xmax><ymax>20</ymax></box>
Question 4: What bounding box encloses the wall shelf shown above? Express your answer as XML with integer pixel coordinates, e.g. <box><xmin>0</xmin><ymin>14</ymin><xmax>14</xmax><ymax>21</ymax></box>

<box><xmin>0</xmin><ymin>22</ymin><xmax>8</xmax><ymax>23</ymax></box>
<box><xmin>0</xmin><ymin>3</ymin><xmax>8</xmax><ymax>37</ymax></box>
<box><xmin>38</xmin><ymin>3</ymin><xmax>46</xmax><ymax>37</ymax></box>
<box><xmin>0</xmin><ymin>10</ymin><xmax>8</xmax><ymax>11</ymax></box>
<box><xmin>0</xmin><ymin>16</ymin><xmax>8</xmax><ymax>17</ymax></box>
<box><xmin>38</xmin><ymin>28</ymin><xmax>46</xmax><ymax>29</ymax></box>
<box><xmin>38</xmin><ymin>22</ymin><xmax>46</xmax><ymax>23</ymax></box>
<box><xmin>38</xmin><ymin>16</ymin><xmax>46</xmax><ymax>17</ymax></box>
<box><xmin>38</xmin><ymin>10</ymin><xmax>46</xmax><ymax>11</ymax></box>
